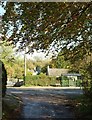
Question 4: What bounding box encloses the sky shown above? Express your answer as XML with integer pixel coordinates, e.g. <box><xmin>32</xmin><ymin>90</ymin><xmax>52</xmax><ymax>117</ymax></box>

<box><xmin>0</xmin><ymin>4</ymin><xmax>6</xmax><ymax>16</ymax></box>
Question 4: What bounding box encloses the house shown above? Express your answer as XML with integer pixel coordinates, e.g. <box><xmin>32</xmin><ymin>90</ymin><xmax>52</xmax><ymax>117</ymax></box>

<box><xmin>47</xmin><ymin>65</ymin><xmax>69</xmax><ymax>77</ymax></box>
<box><xmin>46</xmin><ymin>66</ymin><xmax>69</xmax><ymax>86</ymax></box>
<box><xmin>47</xmin><ymin>66</ymin><xmax>82</xmax><ymax>87</ymax></box>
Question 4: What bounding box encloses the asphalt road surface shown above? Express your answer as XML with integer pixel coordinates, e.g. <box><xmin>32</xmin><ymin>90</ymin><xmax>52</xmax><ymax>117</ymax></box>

<box><xmin>6</xmin><ymin>87</ymin><xmax>83</xmax><ymax>119</ymax></box>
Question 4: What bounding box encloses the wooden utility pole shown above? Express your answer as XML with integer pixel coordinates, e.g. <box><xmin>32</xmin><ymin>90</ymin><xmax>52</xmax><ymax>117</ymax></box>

<box><xmin>24</xmin><ymin>46</ymin><xmax>26</xmax><ymax>85</ymax></box>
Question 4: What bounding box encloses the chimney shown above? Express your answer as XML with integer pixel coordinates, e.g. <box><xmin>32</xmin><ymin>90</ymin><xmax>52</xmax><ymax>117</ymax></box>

<box><xmin>47</xmin><ymin>65</ymin><xmax>49</xmax><ymax>75</ymax></box>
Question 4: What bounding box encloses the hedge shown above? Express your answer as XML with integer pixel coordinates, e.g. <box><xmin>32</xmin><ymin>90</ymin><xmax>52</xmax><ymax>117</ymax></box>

<box><xmin>25</xmin><ymin>74</ymin><xmax>57</xmax><ymax>86</ymax></box>
<box><xmin>25</xmin><ymin>73</ymin><xmax>82</xmax><ymax>87</ymax></box>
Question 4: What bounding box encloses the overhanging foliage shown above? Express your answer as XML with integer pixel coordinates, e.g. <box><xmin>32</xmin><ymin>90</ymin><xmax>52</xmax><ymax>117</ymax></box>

<box><xmin>2</xmin><ymin>2</ymin><xmax>92</xmax><ymax>55</ymax></box>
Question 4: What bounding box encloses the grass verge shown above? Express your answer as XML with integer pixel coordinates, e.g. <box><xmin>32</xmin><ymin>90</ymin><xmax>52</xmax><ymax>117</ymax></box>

<box><xmin>2</xmin><ymin>94</ymin><xmax>23</xmax><ymax>120</ymax></box>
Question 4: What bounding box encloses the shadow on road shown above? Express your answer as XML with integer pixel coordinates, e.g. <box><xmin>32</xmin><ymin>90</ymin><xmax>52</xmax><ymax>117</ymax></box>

<box><xmin>6</xmin><ymin>87</ymin><xmax>83</xmax><ymax>119</ymax></box>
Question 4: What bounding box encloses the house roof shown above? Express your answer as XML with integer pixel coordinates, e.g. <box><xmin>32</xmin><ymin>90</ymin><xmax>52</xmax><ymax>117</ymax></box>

<box><xmin>48</xmin><ymin>68</ymin><xmax>69</xmax><ymax>77</ymax></box>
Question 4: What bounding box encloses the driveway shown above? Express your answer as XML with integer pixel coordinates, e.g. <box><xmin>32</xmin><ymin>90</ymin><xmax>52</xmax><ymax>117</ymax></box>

<box><xmin>6</xmin><ymin>87</ymin><xmax>83</xmax><ymax>119</ymax></box>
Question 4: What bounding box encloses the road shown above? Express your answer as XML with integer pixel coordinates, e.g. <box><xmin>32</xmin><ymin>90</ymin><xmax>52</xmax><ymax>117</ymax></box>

<box><xmin>6</xmin><ymin>87</ymin><xmax>83</xmax><ymax>119</ymax></box>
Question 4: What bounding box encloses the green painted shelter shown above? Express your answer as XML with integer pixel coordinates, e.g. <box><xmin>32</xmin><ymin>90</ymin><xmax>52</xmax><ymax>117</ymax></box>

<box><xmin>61</xmin><ymin>73</ymin><xmax>82</xmax><ymax>87</ymax></box>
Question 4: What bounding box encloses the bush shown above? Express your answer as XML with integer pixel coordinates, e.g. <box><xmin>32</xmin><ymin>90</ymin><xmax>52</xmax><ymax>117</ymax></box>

<box><xmin>61</xmin><ymin>80</ymin><xmax>69</xmax><ymax>87</ymax></box>
<box><xmin>0</xmin><ymin>60</ymin><xmax>7</xmax><ymax>97</ymax></box>
<box><xmin>61</xmin><ymin>76</ymin><xmax>69</xmax><ymax>87</ymax></box>
<box><xmin>76</xmin><ymin>80</ymin><xmax>82</xmax><ymax>87</ymax></box>
<box><xmin>25</xmin><ymin>73</ymin><xmax>57</xmax><ymax>86</ymax></box>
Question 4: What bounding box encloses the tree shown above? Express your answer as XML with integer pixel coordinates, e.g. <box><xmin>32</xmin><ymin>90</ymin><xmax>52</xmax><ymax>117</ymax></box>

<box><xmin>13</xmin><ymin>63</ymin><xmax>24</xmax><ymax>79</ymax></box>
<box><xmin>0</xmin><ymin>40</ymin><xmax>24</xmax><ymax>79</ymax></box>
<box><xmin>2</xmin><ymin>2</ymin><xmax>92</xmax><ymax>52</ymax></box>
<box><xmin>5</xmin><ymin>64</ymin><xmax>15</xmax><ymax>78</ymax></box>
<box><xmin>0</xmin><ymin>40</ymin><xmax>15</xmax><ymax>77</ymax></box>
<box><xmin>26</xmin><ymin>59</ymin><xmax>35</xmax><ymax>70</ymax></box>
<box><xmin>0</xmin><ymin>40</ymin><xmax>15</xmax><ymax>63</ymax></box>
<box><xmin>50</xmin><ymin>52</ymin><xmax>71</xmax><ymax>69</ymax></box>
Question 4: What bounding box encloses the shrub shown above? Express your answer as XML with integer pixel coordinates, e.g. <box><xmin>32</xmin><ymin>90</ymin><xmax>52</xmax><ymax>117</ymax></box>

<box><xmin>61</xmin><ymin>76</ymin><xmax>69</xmax><ymax>87</ymax></box>
<box><xmin>76</xmin><ymin>79</ymin><xmax>82</xmax><ymax>87</ymax></box>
